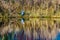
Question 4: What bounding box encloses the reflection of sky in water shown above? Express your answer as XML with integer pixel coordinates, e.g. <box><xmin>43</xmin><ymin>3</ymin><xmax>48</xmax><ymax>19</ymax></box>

<box><xmin>53</xmin><ymin>32</ymin><xmax>60</xmax><ymax>40</ymax></box>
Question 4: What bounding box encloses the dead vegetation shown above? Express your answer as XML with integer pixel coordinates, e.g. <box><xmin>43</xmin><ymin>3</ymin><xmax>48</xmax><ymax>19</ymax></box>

<box><xmin>0</xmin><ymin>0</ymin><xmax>60</xmax><ymax>39</ymax></box>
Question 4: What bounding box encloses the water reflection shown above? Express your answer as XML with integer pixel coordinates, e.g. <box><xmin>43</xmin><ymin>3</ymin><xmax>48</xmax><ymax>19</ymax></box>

<box><xmin>53</xmin><ymin>32</ymin><xmax>60</xmax><ymax>40</ymax></box>
<box><xmin>0</xmin><ymin>18</ymin><xmax>60</xmax><ymax>40</ymax></box>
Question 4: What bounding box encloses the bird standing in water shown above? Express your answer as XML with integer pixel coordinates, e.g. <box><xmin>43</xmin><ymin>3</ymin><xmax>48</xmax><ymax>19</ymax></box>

<box><xmin>21</xmin><ymin>10</ymin><xmax>25</xmax><ymax>16</ymax></box>
<box><xmin>20</xmin><ymin>10</ymin><xmax>25</xmax><ymax>24</ymax></box>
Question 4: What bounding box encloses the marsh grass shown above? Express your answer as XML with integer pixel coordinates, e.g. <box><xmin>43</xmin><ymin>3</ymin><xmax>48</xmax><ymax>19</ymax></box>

<box><xmin>0</xmin><ymin>0</ymin><xmax>60</xmax><ymax>40</ymax></box>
